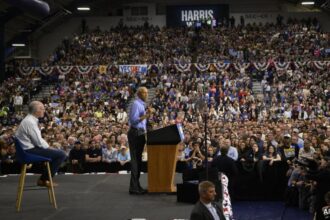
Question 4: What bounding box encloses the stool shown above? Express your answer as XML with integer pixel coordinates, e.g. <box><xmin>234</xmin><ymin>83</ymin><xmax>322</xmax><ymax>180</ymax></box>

<box><xmin>14</xmin><ymin>137</ymin><xmax>57</xmax><ymax>211</ymax></box>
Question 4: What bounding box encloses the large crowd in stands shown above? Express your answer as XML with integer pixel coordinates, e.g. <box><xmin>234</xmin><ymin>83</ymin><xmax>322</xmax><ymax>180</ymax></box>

<box><xmin>39</xmin><ymin>17</ymin><xmax>329</xmax><ymax>66</ymax></box>
<box><xmin>0</xmin><ymin>16</ymin><xmax>329</xmax><ymax>214</ymax></box>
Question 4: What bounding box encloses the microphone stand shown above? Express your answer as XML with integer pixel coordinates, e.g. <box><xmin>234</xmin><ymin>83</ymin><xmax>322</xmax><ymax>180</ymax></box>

<box><xmin>203</xmin><ymin>108</ymin><xmax>208</xmax><ymax>180</ymax></box>
<box><xmin>196</xmin><ymin>96</ymin><xmax>209</xmax><ymax>180</ymax></box>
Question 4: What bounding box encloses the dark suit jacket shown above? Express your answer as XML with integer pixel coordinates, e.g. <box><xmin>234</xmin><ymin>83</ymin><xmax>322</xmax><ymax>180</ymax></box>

<box><xmin>211</xmin><ymin>155</ymin><xmax>238</xmax><ymax>181</ymax></box>
<box><xmin>190</xmin><ymin>201</ymin><xmax>225</xmax><ymax>220</ymax></box>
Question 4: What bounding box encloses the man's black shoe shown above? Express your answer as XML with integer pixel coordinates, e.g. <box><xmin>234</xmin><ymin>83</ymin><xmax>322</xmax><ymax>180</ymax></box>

<box><xmin>129</xmin><ymin>190</ymin><xmax>145</xmax><ymax>195</ymax></box>
<box><xmin>138</xmin><ymin>188</ymin><xmax>148</xmax><ymax>194</ymax></box>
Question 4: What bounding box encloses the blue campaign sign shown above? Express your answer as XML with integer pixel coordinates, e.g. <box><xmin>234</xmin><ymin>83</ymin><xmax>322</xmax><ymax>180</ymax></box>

<box><xmin>166</xmin><ymin>5</ymin><xmax>229</xmax><ymax>27</ymax></box>
<box><xmin>119</xmin><ymin>65</ymin><xmax>148</xmax><ymax>74</ymax></box>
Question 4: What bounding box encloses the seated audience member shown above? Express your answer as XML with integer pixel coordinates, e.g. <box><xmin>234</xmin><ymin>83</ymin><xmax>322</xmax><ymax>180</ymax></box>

<box><xmin>102</xmin><ymin>139</ymin><xmax>119</xmax><ymax>172</ymax></box>
<box><xmin>278</xmin><ymin>134</ymin><xmax>296</xmax><ymax>164</ymax></box>
<box><xmin>207</xmin><ymin>146</ymin><xmax>216</xmax><ymax>163</ymax></box>
<box><xmin>190</xmin><ymin>181</ymin><xmax>225</xmax><ymax>220</ymax></box>
<box><xmin>291</xmin><ymin>135</ymin><xmax>302</xmax><ymax>159</ymax></box>
<box><xmin>0</xmin><ymin>143</ymin><xmax>19</xmax><ymax>174</ymax></box>
<box><xmin>238</xmin><ymin>141</ymin><xmax>252</xmax><ymax>162</ymax></box>
<box><xmin>68</xmin><ymin>141</ymin><xmax>85</xmax><ymax>173</ymax></box>
<box><xmin>320</xmin><ymin>141</ymin><xmax>330</xmax><ymax>158</ymax></box>
<box><xmin>189</xmin><ymin>142</ymin><xmax>205</xmax><ymax>169</ymax></box>
<box><xmin>217</xmin><ymin>139</ymin><xmax>238</xmax><ymax>161</ymax></box>
<box><xmin>262</xmin><ymin>145</ymin><xmax>281</xmax><ymax>166</ymax></box>
<box><xmin>298</xmin><ymin>140</ymin><xmax>315</xmax><ymax>160</ymax></box>
<box><xmin>117</xmin><ymin>146</ymin><xmax>131</xmax><ymax>171</ymax></box>
<box><xmin>15</xmin><ymin>101</ymin><xmax>66</xmax><ymax>187</ymax></box>
<box><xmin>251</xmin><ymin>143</ymin><xmax>263</xmax><ymax>162</ymax></box>
<box><xmin>85</xmin><ymin>140</ymin><xmax>102</xmax><ymax>173</ymax></box>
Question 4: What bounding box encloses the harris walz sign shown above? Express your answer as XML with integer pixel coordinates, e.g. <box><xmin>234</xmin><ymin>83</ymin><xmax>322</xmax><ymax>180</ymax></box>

<box><xmin>166</xmin><ymin>5</ymin><xmax>229</xmax><ymax>27</ymax></box>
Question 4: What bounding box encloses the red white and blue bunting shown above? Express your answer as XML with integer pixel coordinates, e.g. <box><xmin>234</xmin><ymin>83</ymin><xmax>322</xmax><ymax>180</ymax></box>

<box><xmin>213</xmin><ymin>62</ymin><xmax>231</xmax><ymax>71</ymax></box>
<box><xmin>233</xmin><ymin>63</ymin><xmax>250</xmax><ymax>71</ymax></box>
<box><xmin>274</xmin><ymin>62</ymin><xmax>291</xmax><ymax>71</ymax></box>
<box><xmin>220</xmin><ymin>173</ymin><xmax>233</xmax><ymax>220</ymax></box>
<box><xmin>253</xmin><ymin>62</ymin><xmax>270</xmax><ymax>71</ymax></box>
<box><xmin>18</xmin><ymin>61</ymin><xmax>329</xmax><ymax>76</ymax></box>
<box><xmin>195</xmin><ymin>63</ymin><xmax>210</xmax><ymax>72</ymax></box>
<box><xmin>36</xmin><ymin>66</ymin><xmax>54</xmax><ymax>75</ymax></box>
<box><xmin>57</xmin><ymin>66</ymin><xmax>74</xmax><ymax>75</ymax></box>
<box><xmin>313</xmin><ymin>61</ymin><xmax>330</xmax><ymax>70</ymax></box>
<box><xmin>76</xmin><ymin>66</ymin><xmax>94</xmax><ymax>74</ymax></box>
<box><xmin>174</xmin><ymin>63</ymin><xmax>191</xmax><ymax>72</ymax></box>
<box><xmin>19</xmin><ymin>66</ymin><xmax>35</xmax><ymax>76</ymax></box>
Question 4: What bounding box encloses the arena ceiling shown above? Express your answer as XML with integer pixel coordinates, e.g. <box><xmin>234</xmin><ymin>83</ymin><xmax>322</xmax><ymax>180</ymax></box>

<box><xmin>1</xmin><ymin>0</ymin><xmax>329</xmax><ymax>48</ymax></box>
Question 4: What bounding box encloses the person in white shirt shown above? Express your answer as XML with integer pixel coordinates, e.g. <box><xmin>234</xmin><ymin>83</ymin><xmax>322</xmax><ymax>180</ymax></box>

<box><xmin>15</xmin><ymin>101</ymin><xmax>66</xmax><ymax>187</ymax></box>
<box><xmin>13</xmin><ymin>94</ymin><xmax>23</xmax><ymax>113</ymax></box>
<box><xmin>298</xmin><ymin>140</ymin><xmax>315</xmax><ymax>160</ymax></box>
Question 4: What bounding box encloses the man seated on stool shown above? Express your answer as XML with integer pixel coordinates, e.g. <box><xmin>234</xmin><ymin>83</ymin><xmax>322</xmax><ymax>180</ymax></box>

<box><xmin>190</xmin><ymin>181</ymin><xmax>225</xmax><ymax>220</ymax></box>
<box><xmin>15</xmin><ymin>101</ymin><xmax>67</xmax><ymax>187</ymax></box>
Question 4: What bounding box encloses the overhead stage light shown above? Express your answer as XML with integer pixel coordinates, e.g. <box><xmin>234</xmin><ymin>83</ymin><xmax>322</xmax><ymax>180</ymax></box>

<box><xmin>12</xmin><ymin>43</ymin><xmax>26</xmax><ymax>47</ymax></box>
<box><xmin>301</xmin><ymin>1</ymin><xmax>315</xmax><ymax>5</ymax></box>
<box><xmin>77</xmin><ymin>7</ymin><xmax>90</xmax><ymax>11</ymax></box>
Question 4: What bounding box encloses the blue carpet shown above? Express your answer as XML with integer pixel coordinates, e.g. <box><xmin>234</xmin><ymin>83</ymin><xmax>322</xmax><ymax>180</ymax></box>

<box><xmin>232</xmin><ymin>201</ymin><xmax>313</xmax><ymax>220</ymax></box>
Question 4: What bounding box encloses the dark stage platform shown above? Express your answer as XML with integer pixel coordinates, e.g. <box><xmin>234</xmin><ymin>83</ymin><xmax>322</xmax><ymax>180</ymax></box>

<box><xmin>0</xmin><ymin>173</ymin><xmax>312</xmax><ymax>220</ymax></box>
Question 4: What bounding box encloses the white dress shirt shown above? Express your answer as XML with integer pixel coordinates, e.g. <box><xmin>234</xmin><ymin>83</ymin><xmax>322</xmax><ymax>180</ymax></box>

<box><xmin>203</xmin><ymin>202</ymin><xmax>220</xmax><ymax>220</ymax></box>
<box><xmin>15</xmin><ymin>114</ymin><xmax>49</xmax><ymax>150</ymax></box>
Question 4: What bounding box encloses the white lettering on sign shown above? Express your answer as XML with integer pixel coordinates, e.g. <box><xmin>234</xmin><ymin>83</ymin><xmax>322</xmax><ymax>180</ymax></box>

<box><xmin>181</xmin><ymin>10</ymin><xmax>214</xmax><ymax>22</ymax></box>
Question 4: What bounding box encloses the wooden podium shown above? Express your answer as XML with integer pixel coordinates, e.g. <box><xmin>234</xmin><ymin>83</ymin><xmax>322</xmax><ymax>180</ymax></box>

<box><xmin>147</xmin><ymin>124</ymin><xmax>184</xmax><ymax>193</ymax></box>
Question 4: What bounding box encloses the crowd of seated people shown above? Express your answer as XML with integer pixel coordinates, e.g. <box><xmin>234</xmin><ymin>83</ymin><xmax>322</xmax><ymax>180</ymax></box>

<box><xmin>39</xmin><ymin>17</ymin><xmax>328</xmax><ymax>66</ymax></box>
<box><xmin>0</xmin><ymin>16</ymin><xmax>329</xmax><ymax>215</ymax></box>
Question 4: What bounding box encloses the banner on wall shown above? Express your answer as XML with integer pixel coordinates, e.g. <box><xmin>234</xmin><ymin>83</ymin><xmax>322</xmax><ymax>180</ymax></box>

<box><xmin>231</xmin><ymin>13</ymin><xmax>277</xmax><ymax>25</ymax></box>
<box><xmin>166</xmin><ymin>5</ymin><xmax>229</xmax><ymax>27</ymax></box>
<box><xmin>118</xmin><ymin>65</ymin><xmax>148</xmax><ymax>74</ymax></box>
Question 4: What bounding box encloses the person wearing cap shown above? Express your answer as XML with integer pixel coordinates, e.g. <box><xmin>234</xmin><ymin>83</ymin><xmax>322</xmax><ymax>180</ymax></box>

<box><xmin>278</xmin><ymin>133</ymin><xmax>296</xmax><ymax>164</ymax></box>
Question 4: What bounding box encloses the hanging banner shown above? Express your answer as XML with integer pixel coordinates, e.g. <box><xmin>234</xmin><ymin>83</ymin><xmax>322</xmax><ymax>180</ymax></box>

<box><xmin>119</xmin><ymin>65</ymin><xmax>148</xmax><ymax>74</ymax></box>
<box><xmin>213</xmin><ymin>62</ymin><xmax>230</xmax><ymax>71</ymax></box>
<box><xmin>274</xmin><ymin>62</ymin><xmax>290</xmax><ymax>71</ymax></box>
<box><xmin>166</xmin><ymin>4</ymin><xmax>229</xmax><ymax>27</ymax></box>
<box><xmin>19</xmin><ymin>66</ymin><xmax>35</xmax><ymax>75</ymax></box>
<box><xmin>57</xmin><ymin>66</ymin><xmax>74</xmax><ymax>75</ymax></box>
<box><xmin>174</xmin><ymin>63</ymin><xmax>191</xmax><ymax>72</ymax></box>
<box><xmin>195</xmin><ymin>63</ymin><xmax>210</xmax><ymax>72</ymax></box>
<box><xmin>313</xmin><ymin>61</ymin><xmax>330</xmax><ymax>70</ymax></box>
<box><xmin>36</xmin><ymin>66</ymin><xmax>54</xmax><ymax>75</ymax></box>
<box><xmin>233</xmin><ymin>63</ymin><xmax>250</xmax><ymax>71</ymax></box>
<box><xmin>253</xmin><ymin>62</ymin><xmax>270</xmax><ymax>71</ymax></box>
<box><xmin>76</xmin><ymin>66</ymin><xmax>94</xmax><ymax>74</ymax></box>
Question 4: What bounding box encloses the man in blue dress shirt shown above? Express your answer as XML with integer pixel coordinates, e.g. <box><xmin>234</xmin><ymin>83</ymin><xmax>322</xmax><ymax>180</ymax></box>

<box><xmin>128</xmin><ymin>87</ymin><xmax>153</xmax><ymax>195</ymax></box>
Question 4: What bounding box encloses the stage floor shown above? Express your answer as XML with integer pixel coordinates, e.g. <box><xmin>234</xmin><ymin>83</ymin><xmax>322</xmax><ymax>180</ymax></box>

<box><xmin>0</xmin><ymin>173</ymin><xmax>312</xmax><ymax>220</ymax></box>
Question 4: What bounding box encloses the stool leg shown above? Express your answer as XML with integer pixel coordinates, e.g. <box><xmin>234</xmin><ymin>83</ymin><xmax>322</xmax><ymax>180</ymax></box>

<box><xmin>16</xmin><ymin>164</ymin><xmax>27</xmax><ymax>212</ymax></box>
<box><xmin>46</xmin><ymin>162</ymin><xmax>57</xmax><ymax>209</ymax></box>
<box><xmin>47</xmin><ymin>186</ymin><xmax>53</xmax><ymax>205</ymax></box>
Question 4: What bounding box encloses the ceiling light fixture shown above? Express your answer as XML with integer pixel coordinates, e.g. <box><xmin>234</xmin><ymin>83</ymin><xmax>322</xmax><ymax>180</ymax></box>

<box><xmin>77</xmin><ymin>7</ymin><xmax>90</xmax><ymax>11</ymax></box>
